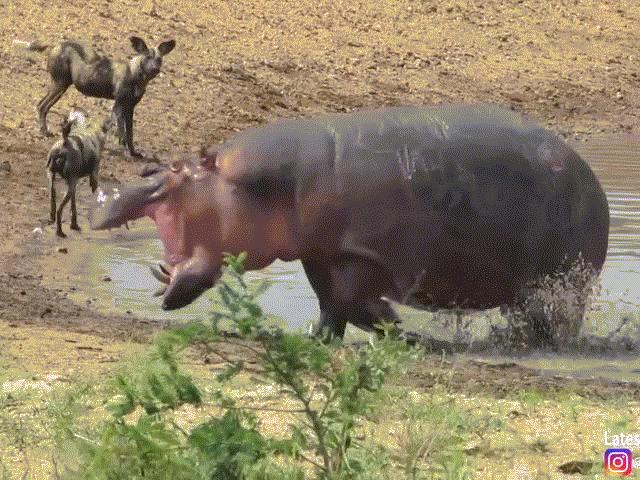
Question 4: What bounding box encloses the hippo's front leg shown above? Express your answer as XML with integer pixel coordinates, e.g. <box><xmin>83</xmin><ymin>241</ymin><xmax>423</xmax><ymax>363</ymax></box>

<box><xmin>301</xmin><ymin>260</ymin><xmax>335</xmax><ymax>335</ymax></box>
<box><xmin>303</xmin><ymin>256</ymin><xmax>400</xmax><ymax>340</ymax></box>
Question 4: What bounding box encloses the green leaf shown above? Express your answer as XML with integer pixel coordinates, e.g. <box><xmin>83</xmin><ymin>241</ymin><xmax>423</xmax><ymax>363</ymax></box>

<box><xmin>216</xmin><ymin>362</ymin><xmax>244</xmax><ymax>382</ymax></box>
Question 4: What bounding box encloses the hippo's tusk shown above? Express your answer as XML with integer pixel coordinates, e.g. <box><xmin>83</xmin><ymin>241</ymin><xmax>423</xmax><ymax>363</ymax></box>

<box><xmin>150</xmin><ymin>265</ymin><xmax>170</xmax><ymax>284</ymax></box>
<box><xmin>153</xmin><ymin>285</ymin><xmax>167</xmax><ymax>297</ymax></box>
<box><xmin>159</xmin><ymin>263</ymin><xmax>173</xmax><ymax>276</ymax></box>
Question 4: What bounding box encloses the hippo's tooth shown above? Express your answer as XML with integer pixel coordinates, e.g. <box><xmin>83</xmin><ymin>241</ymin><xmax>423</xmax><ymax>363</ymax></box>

<box><xmin>159</xmin><ymin>263</ymin><xmax>173</xmax><ymax>276</ymax></box>
<box><xmin>150</xmin><ymin>265</ymin><xmax>170</xmax><ymax>284</ymax></box>
<box><xmin>153</xmin><ymin>285</ymin><xmax>167</xmax><ymax>297</ymax></box>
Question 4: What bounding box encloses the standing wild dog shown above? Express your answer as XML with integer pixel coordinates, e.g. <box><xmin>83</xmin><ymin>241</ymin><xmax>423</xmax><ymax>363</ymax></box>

<box><xmin>37</xmin><ymin>36</ymin><xmax>175</xmax><ymax>157</ymax></box>
<box><xmin>47</xmin><ymin>109</ymin><xmax>112</xmax><ymax>238</ymax></box>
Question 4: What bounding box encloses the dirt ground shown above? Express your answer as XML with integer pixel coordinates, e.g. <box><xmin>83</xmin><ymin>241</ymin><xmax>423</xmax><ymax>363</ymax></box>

<box><xmin>2</xmin><ymin>0</ymin><xmax>640</xmax><ymax>420</ymax></box>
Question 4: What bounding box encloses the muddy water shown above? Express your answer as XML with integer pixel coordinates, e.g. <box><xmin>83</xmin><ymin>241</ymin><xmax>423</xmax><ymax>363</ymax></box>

<box><xmin>477</xmin><ymin>136</ymin><xmax>640</xmax><ymax>383</ymax></box>
<box><xmin>60</xmin><ymin>135</ymin><xmax>640</xmax><ymax>379</ymax></box>
<box><xmin>574</xmin><ymin>136</ymin><xmax>640</xmax><ymax>308</ymax></box>
<box><xmin>65</xmin><ymin>228</ymin><xmax>320</xmax><ymax>331</ymax></box>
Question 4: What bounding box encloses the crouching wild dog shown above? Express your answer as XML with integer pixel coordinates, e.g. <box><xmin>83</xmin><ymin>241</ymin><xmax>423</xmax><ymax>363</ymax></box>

<box><xmin>47</xmin><ymin>109</ymin><xmax>112</xmax><ymax>238</ymax></box>
<box><xmin>37</xmin><ymin>36</ymin><xmax>175</xmax><ymax>157</ymax></box>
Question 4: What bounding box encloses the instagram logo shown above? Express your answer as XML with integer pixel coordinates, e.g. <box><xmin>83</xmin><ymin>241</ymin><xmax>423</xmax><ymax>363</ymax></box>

<box><xmin>605</xmin><ymin>448</ymin><xmax>633</xmax><ymax>476</ymax></box>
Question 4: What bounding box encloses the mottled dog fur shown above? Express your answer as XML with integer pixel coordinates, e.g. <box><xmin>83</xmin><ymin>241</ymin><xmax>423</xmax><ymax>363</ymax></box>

<box><xmin>37</xmin><ymin>36</ymin><xmax>175</xmax><ymax>156</ymax></box>
<box><xmin>47</xmin><ymin>109</ymin><xmax>112</xmax><ymax>238</ymax></box>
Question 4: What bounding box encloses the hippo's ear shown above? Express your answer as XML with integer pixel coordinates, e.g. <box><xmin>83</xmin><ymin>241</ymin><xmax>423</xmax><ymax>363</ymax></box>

<box><xmin>199</xmin><ymin>145</ymin><xmax>219</xmax><ymax>171</ymax></box>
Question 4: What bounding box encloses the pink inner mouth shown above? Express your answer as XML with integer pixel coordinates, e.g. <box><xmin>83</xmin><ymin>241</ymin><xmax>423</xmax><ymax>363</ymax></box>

<box><xmin>144</xmin><ymin>202</ymin><xmax>189</xmax><ymax>266</ymax></box>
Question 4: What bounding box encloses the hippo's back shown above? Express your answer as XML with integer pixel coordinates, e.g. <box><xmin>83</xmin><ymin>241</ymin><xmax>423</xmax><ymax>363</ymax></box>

<box><xmin>319</xmin><ymin>105</ymin><xmax>609</xmax><ymax>309</ymax></box>
<box><xmin>220</xmin><ymin>104</ymin><xmax>608</xmax><ymax>308</ymax></box>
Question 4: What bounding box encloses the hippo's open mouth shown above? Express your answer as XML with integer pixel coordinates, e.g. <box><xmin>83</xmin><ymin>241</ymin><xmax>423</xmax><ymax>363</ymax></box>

<box><xmin>143</xmin><ymin>200</ymin><xmax>220</xmax><ymax>309</ymax></box>
<box><xmin>143</xmin><ymin>201</ymin><xmax>188</xmax><ymax>267</ymax></box>
<box><xmin>142</xmin><ymin>200</ymin><xmax>187</xmax><ymax>297</ymax></box>
<box><xmin>90</xmin><ymin>176</ymin><xmax>219</xmax><ymax>310</ymax></box>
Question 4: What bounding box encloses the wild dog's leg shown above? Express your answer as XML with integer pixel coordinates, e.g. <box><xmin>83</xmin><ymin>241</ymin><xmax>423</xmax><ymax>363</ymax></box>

<box><xmin>56</xmin><ymin>179</ymin><xmax>76</xmax><ymax>238</ymax></box>
<box><xmin>70</xmin><ymin>186</ymin><xmax>80</xmax><ymax>231</ymax></box>
<box><xmin>89</xmin><ymin>172</ymin><xmax>98</xmax><ymax>193</ymax></box>
<box><xmin>113</xmin><ymin>103</ymin><xmax>126</xmax><ymax>146</ymax></box>
<box><xmin>47</xmin><ymin>171</ymin><xmax>56</xmax><ymax>224</ymax></box>
<box><xmin>38</xmin><ymin>82</ymin><xmax>69</xmax><ymax>137</ymax></box>
<box><xmin>123</xmin><ymin>105</ymin><xmax>142</xmax><ymax>157</ymax></box>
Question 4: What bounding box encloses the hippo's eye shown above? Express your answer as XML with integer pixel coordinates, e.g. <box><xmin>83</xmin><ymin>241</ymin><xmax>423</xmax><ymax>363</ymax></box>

<box><xmin>170</xmin><ymin>162</ymin><xmax>181</xmax><ymax>173</ymax></box>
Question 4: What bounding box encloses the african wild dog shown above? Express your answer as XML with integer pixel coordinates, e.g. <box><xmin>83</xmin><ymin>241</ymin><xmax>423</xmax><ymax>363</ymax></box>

<box><xmin>37</xmin><ymin>36</ymin><xmax>175</xmax><ymax>157</ymax></box>
<box><xmin>47</xmin><ymin>108</ymin><xmax>112</xmax><ymax>238</ymax></box>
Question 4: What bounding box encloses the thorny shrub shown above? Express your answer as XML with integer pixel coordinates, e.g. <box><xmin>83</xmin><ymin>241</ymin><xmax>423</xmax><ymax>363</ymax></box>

<box><xmin>54</xmin><ymin>253</ymin><xmax>422</xmax><ymax>479</ymax></box>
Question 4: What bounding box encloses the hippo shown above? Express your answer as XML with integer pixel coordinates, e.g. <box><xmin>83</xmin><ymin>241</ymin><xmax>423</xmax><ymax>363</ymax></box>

<box><xmin>90</xmin><ymin>104</ymin><xmax>609</xmax><ymax>344</ymax></box>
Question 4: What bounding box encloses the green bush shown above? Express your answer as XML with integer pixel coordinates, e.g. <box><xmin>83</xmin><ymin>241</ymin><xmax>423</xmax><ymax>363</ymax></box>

<box><xmin>54</xmin><ymin>254</ymin><xmax>422</xmax><ymax>479</ymax></box>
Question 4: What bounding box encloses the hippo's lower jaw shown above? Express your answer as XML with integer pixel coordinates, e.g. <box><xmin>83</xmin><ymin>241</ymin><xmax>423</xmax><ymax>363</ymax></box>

<box><xmin>151</xmin><ymin>256</ymin><xmax>221</xmax><ymax>310</ymax></box>
<box><xmin>161</xmin><ymin>272</ymin><xmax>214</xmax><ymax>310</ymax></box>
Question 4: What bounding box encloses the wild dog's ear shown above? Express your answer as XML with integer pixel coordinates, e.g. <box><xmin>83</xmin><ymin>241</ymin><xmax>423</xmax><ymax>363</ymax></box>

<box><xmin>130</xmin><ymin>36</ymin><xmax>149</xmax><ymax>54</ymax></box>
<box><xmin>157</xmin><ymin>39</ymin><xmax>176</xmax><ymax>56</ymax></box>
<box><xmin>199</xmin><ymin>145</ymin><xmax>218</xmax><ymax>171</ymax></box>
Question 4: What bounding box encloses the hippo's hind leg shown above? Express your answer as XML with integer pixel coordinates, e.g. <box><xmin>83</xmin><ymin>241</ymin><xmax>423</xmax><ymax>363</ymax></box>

<box><xmin>303</xmin><ymin>256</ymin><xmax>400</xmax><ymax>341</ymax></box>
<box><xmin>509</xmin><ymin>276</ymin><xmax>590</xmax><ymax>349</ymax></box>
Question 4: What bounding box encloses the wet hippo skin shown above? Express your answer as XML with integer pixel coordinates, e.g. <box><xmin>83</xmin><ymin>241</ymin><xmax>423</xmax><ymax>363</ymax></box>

<box><xmin>90</xmin><ymin>104</ymin><xmax>610</xmax><ymax>343</ymax></box>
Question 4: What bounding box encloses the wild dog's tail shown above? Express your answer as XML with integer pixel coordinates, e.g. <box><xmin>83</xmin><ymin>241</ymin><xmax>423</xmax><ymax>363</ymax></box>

<box><xmin>13</xmin><ymin>39</ymin><xmax>49</xmax><ymax>52</ymax></box>
<box><xmin>100</xmin><ymin>116</ymin><xmax>114</xmax><ymax>134</ymax></box>
<box><xmin>46</xmin><ymin>149</ymin><xmax>66</xmax><ymax>174</ymax></box>
<box><xmin>61</xmin><ymin>118</ymin><xmax>75</xmax><ymax>141</ymax></box>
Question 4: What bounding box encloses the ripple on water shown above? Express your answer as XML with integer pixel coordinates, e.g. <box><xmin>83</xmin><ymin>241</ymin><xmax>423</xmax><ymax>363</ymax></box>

<box><xmin>572</xmin><ymin>136</ymin><xmax>640</xmax><ymax>311</ymax></box>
